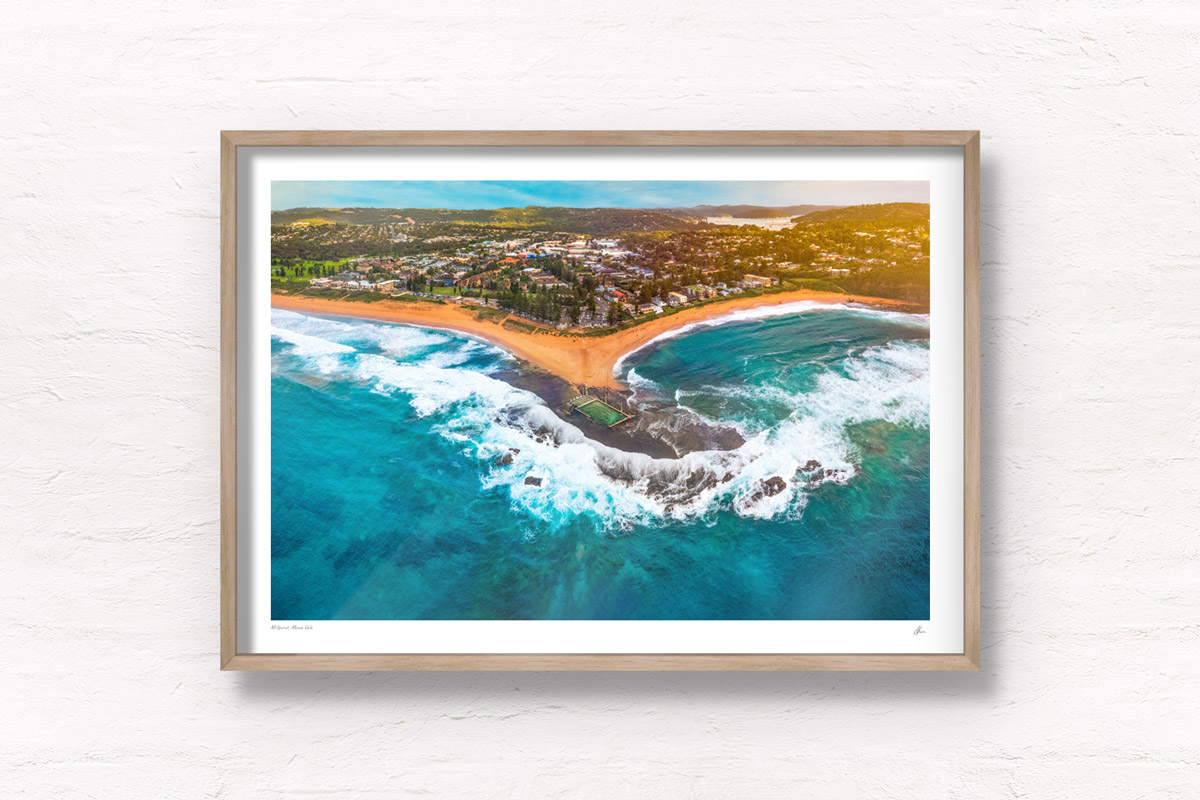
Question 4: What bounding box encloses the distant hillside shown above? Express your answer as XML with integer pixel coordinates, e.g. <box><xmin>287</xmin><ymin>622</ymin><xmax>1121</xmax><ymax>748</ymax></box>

<box><xmin>667</xmin><ymin>204</ymin><xmax>842</xmax><ymax>219</ymax></box>
<box><xmin>272</xmin><ymin>206</ymin><xmax>712</xmax><ymax>235</ymax></box>
<box><xmin>270</xmin><ymin>204</ymin><xmax>857</xmax><ymax>234</ymax></box>
<box><xmin>792</xmin><ymin>202</ymin><xmax>929</xmax><ymax>226</ymax></box>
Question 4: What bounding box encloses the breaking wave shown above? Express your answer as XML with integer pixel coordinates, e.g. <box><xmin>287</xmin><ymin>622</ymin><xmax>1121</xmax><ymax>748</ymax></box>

<box><xmin>271</xmin><ymin>307</ymin><xmax>929</xmax><ymax>532</ymax></box>
<box><xmin>612</xmin><ymin>301</ymin><xmax>928</xmax><ymax>379</ymax></box>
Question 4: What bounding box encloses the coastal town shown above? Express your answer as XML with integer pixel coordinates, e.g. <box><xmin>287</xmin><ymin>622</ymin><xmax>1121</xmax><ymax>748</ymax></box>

<box><xmin>265</xmin><ymin>191</ymin><xmax>938</xmax><ymax>635</ymax></box>
<box><xmin>270</xmin><ymin>202</ymin><xmax>931</xmax><ymax>331</ymax></box>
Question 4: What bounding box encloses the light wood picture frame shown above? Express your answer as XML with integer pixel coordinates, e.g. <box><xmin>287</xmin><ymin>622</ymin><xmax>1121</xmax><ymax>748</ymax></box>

<box><xmin>221</xmin><ymin>130</ymin><xmax>979</xmax><ymax>671</ymax></box>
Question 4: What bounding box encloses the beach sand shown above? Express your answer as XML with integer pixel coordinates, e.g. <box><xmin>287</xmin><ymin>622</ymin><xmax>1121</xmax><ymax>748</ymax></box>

<box><xmin>271</xmin><ymin>290</ymin><xmax>916</xmax><ymax>390</ymax></box>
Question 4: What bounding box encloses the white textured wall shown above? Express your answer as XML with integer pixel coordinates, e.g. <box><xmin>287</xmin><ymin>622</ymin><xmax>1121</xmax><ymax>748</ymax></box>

<box><xmin>4</xmin><ymin>2</ymin><xmax>1198</xmax><ymax>797</ymax></box>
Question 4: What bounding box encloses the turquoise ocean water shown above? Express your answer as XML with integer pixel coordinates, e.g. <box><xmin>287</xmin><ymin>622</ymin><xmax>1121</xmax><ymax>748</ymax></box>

<box><xmin>270</xmin><ymin>303</ymin><xmax>930</xmax><ymax>620</ymax></box>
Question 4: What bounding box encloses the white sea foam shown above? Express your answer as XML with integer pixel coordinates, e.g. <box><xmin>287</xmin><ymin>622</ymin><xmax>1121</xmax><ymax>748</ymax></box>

<box><xmin>844</xmin><ymin>305</ymin><xmax>931</xmax><ymax>327</ymax></box>
<box><xmin>270</xmin><ymin>326</ymin><xmax>356</xmax><ymax>355</ymax></box>
<box><xmin>612</xmin><ymin>301</ymin><xmax>929</xmax><ymax>380</ymax></box>
<box><xmin>271</xmin><ymin>309</ymin><xmax>930</xmax><ymax>531</ymax></box>
<box><xmin>271</xmin><ymin>308</ymin><xmax>503</xmax><ymax>360</ymax></box>
<box><xmin>624</xmin><ymin>367</ymin><xmax>667</xmax><ymax>408</ymax></box>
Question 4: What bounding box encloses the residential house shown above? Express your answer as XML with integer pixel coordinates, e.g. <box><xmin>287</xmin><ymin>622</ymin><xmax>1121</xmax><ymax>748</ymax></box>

<box><xmin>741</xmin><ymin>274</ymin><xmax>776</xmax><ymax>288</ymax></box>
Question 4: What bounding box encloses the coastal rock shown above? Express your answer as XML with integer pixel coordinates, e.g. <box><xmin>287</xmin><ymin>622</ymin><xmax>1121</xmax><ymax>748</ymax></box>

<box><xmin>802</xmin><ymin>459</ymin><xmax>821</xmax><ymax>472</ymax></box>
<box><xmin>496</xmin><ymin>452</ymin><xmax>514</xmax><ymax>466</ymax></box>
<box><xmin>830</xmin><ymin>465</ymin><xmax>862</xmax><ymax>485</ymax></box>
<box><xmin>523</xmin><ymin>476</ymin><xmax>543</xmax><ymax>487</ymax></box>
<box><xmin>747</xmin><ymin>476</ymin><xmax>788</xmax><ymax>505</ymax></box>
<box><xmin>808</xmin><ymin>465</ymin><xmax>862</xmax><ymax>487</ymax></box>
<box><xmin>531</xmin><ymin>427</ymin><xmax>559</xmax><ymax>447</ymax></box>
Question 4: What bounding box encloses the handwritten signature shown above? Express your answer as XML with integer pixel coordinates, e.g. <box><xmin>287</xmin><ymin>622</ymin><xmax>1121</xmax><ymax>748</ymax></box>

<box><xmin>913</xmin><ymin>625</ymin><xmax>926</xmax><ymax>636</ymax></box>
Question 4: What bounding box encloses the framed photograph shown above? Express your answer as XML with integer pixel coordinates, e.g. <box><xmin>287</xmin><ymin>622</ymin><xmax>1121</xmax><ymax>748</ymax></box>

<box><xmin>221</xmin><ymin>131</ymin><xmax>979</xmax><ymax>670</ymax></box>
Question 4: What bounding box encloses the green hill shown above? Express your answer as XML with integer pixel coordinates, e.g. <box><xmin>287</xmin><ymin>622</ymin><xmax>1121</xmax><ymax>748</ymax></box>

<box><xmin>792</xmin><ymin>202</ymin><xmax>929</xmax><ymax>226</ymax></box>
<box><xmin>271</xmin><ymin>203</ymin><xmax>856</xmax><ymax>235</ymax></box>
<box><xmin>666</xmin><ymin>204</ymin><xmax>842</xmax><ymax>219</ymax></box>
<box><xmin>272</xmin><ymin>206</ymin><xmax>713</xmax><ymax>235</ymax></box>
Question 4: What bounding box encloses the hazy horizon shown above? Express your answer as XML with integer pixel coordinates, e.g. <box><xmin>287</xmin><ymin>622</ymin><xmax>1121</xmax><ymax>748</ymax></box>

<box><xmin>272</xmin><ymin>180</ymin><xmax>930</xmax><ymax>211</ymax></box>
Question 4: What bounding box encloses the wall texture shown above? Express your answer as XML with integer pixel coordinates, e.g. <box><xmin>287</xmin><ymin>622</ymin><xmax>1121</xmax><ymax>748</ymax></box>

<box><xmin>3</xmin><ymin>2</ymin><xmax>1198</xmax><ymax>797</ymax></box>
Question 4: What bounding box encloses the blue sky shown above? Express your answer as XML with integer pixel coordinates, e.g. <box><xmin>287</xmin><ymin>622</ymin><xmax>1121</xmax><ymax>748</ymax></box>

<box><xmin>271</xmin><ymin>180</ymin><xmax>928</xmax><ymax>210</ymax></box>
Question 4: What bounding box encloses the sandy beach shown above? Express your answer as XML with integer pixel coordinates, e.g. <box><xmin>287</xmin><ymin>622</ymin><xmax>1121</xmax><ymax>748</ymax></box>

<box><xmin>271</xmin><ymin>290</ymin><xmax>916</xmax><ymax>390</ymax></box>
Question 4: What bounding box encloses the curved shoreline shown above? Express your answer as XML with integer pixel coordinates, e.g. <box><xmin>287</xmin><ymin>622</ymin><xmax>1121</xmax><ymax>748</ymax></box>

<box><xmin>270</xmin><ymin>290</ymin><xmax>918</xmax><ymax>389</ymax></box>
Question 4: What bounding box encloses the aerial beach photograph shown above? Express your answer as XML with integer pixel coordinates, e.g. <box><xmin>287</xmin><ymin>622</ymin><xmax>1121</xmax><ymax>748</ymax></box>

<box><xmin>268</xmin><ymin>179</ymin><xmax>932</xmax><ymax>621</ymax></box>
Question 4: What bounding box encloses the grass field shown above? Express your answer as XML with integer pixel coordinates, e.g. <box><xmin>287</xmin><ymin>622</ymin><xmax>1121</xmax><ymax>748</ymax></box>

<box><xmin>386</xmin><ymin>294</ymin><xmax>445</xmax><ymax>305</ymax></box>
<box><xmin>468</xmin><ymin>306</ymin><xmax>509</xmax><ymax>322</ymax></box>
<box><xmin>569</xmin><ymin>396</ymin><xmax>631</xmax><ymax>427</ymax></box>
<box><xmin>502</xmin><ymin>319</ymin><xmax>539</xmax><ymax>334</ymax></box>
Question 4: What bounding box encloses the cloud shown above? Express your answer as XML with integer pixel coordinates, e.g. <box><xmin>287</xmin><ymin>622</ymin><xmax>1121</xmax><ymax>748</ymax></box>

<box><xmin>271</xmin><ymin>180</ymin><xmax>929</xmax><ymax>210</ymax></box>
